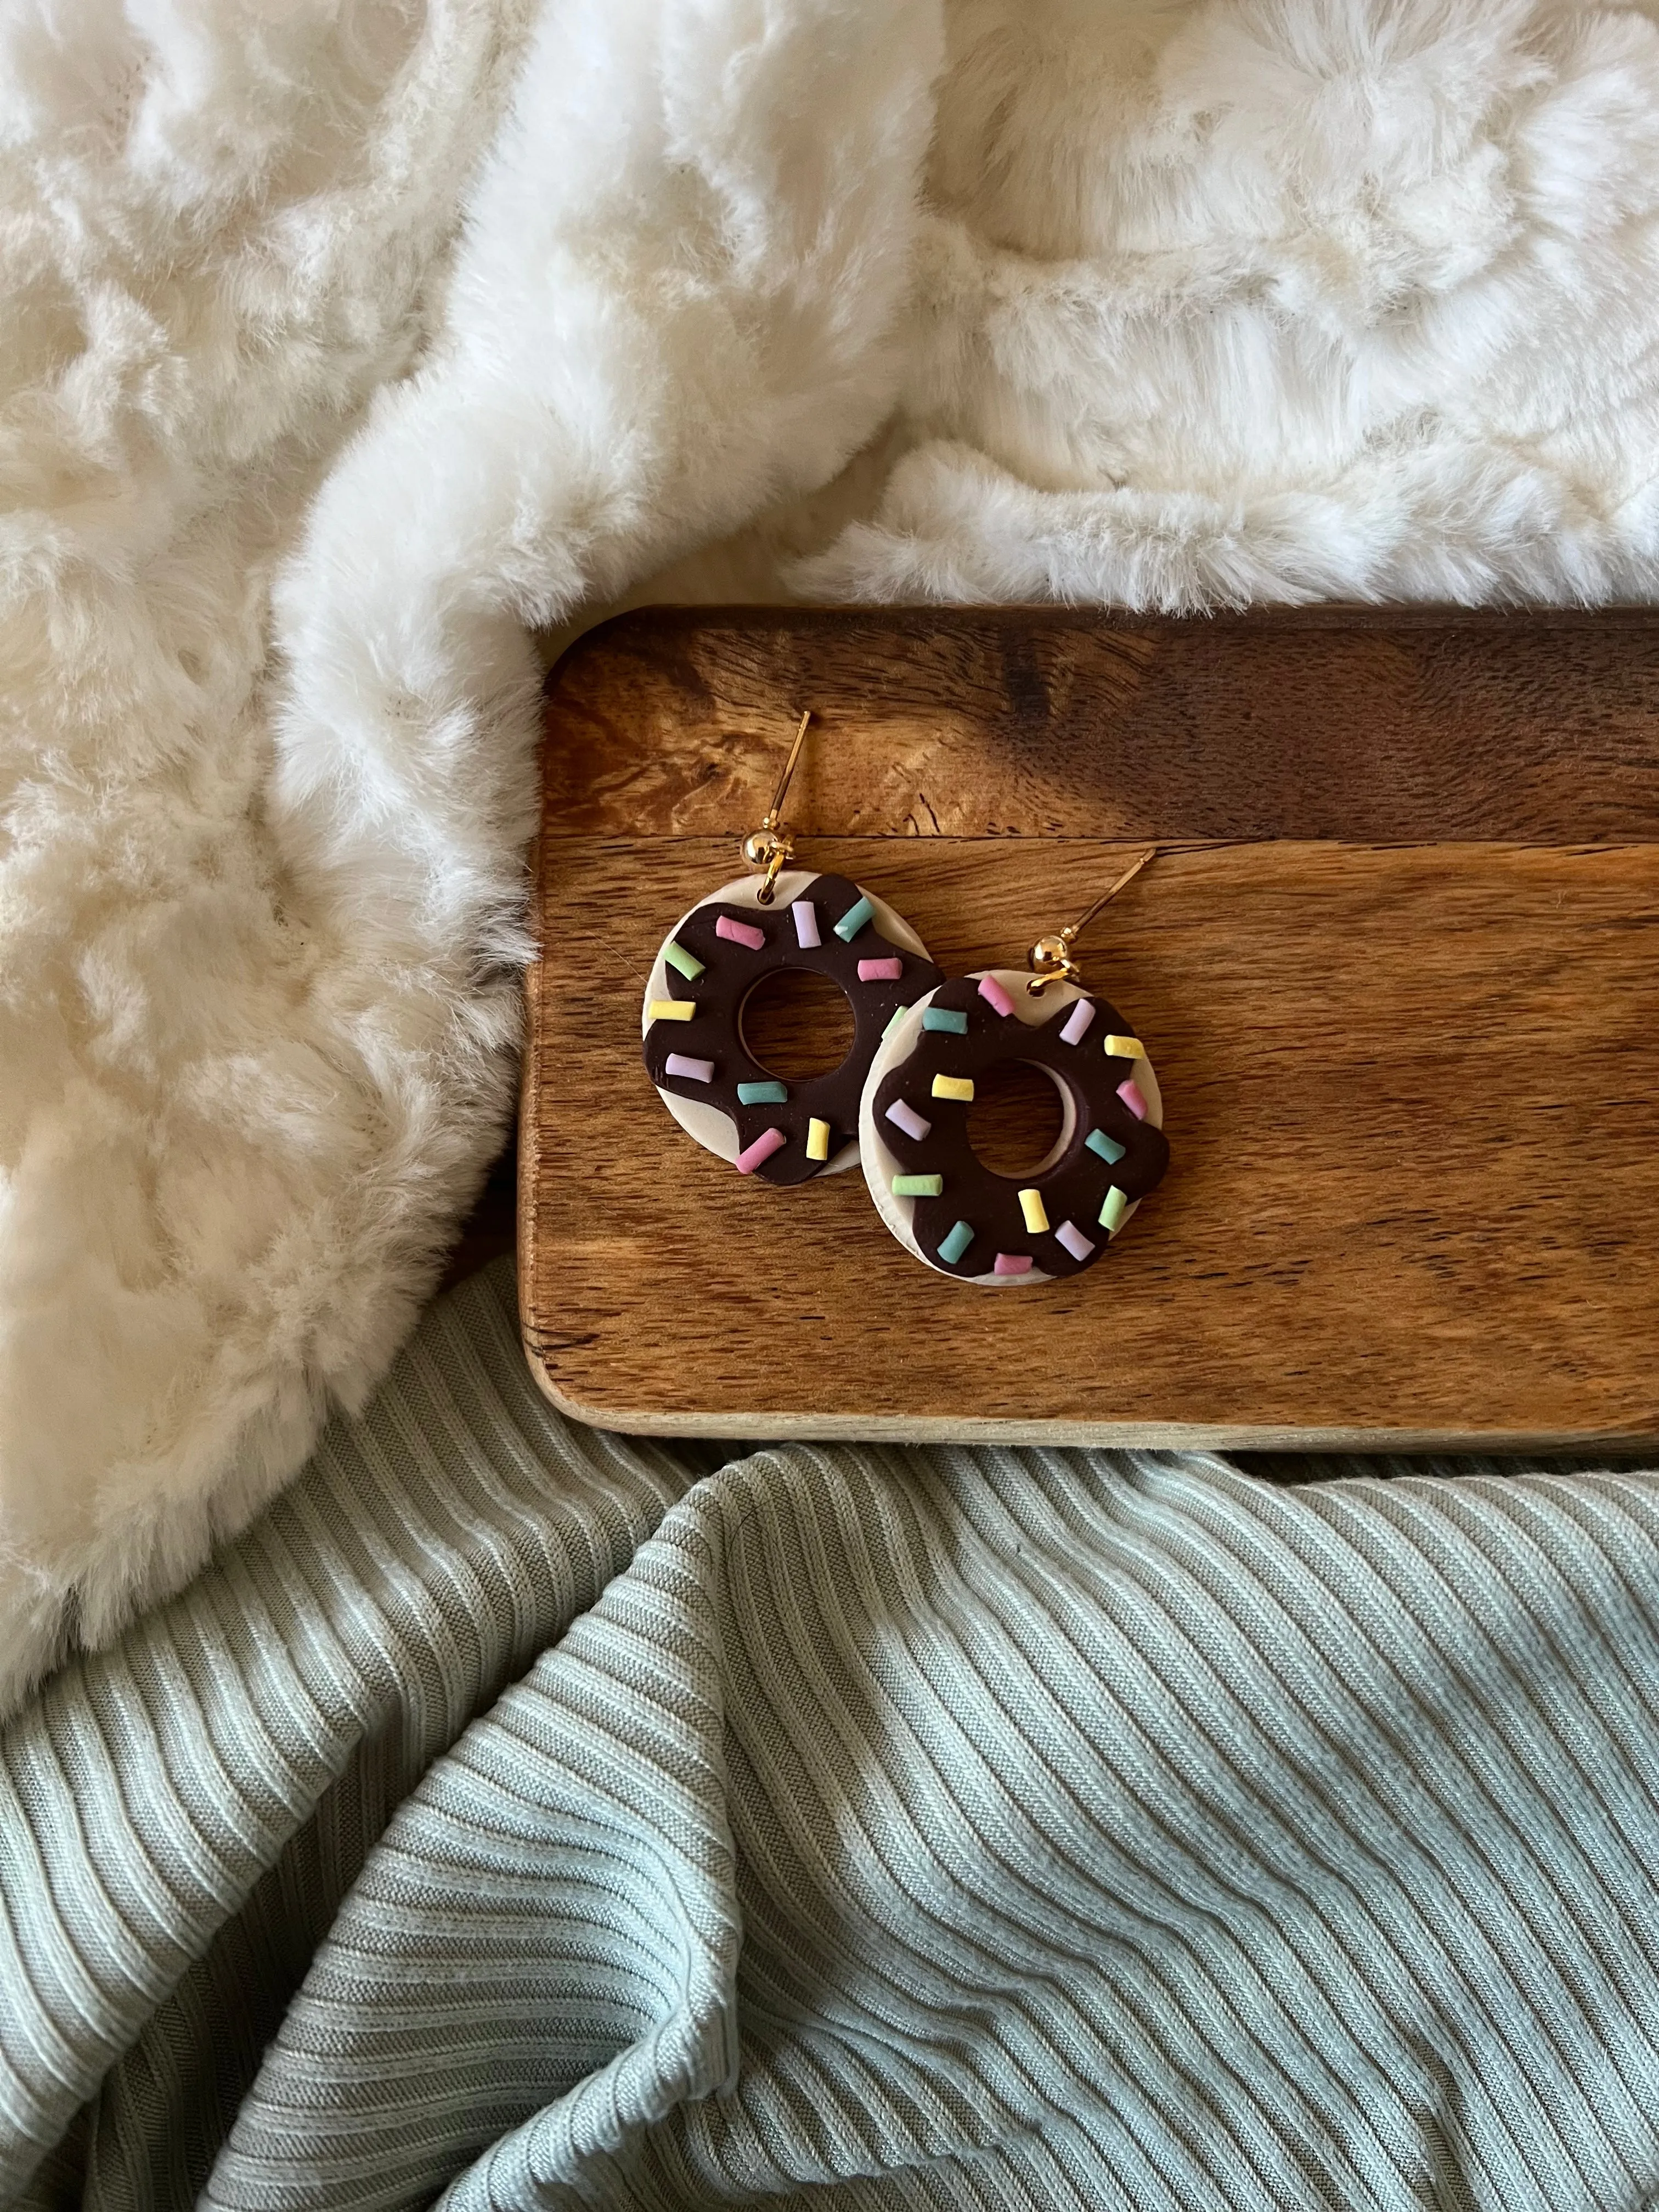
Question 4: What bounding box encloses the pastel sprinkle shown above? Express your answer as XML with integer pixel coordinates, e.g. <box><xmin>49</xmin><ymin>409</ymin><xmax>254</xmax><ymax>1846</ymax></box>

<box><xmin>883</xmin><ymin>1006</ymin><xmax>910</xmax><ymax>1040</ymax></box>
<box><xmin>1104</xmin><ymin>1034</ymin><xmax>1143</xmax><ymax>1061</ymax></box>
<box><xmin>738</xmin><ymin>1080</ymin><xmax>787</xmax><ymax>1105</ymax></box>
<box><xmin>664</xmin><ymin>1053</ymin><xmax>714</xmax><ymax>1083</ymax></box>
<box><xmin>1086</xmin><ymin>1128</ymin><xmax>1126</xmax><ymax>1165</ymax></box>
<box><xmin>647</xmin><ymin>999</ymin><xmax>696</xmax><ymax>1023</ymax></box>
<box><xmin>716</xmin><ymin>915</ymin><xmax>766</xmax><ymax>951</ymax></box>
<box><xmin>978</xmin><ymin>974</ymin><xmax>1016</xmax><ymax>1018</ymax></box>
<box><xmin>923</xmin><ymin>1006</ymin><xmax>969</xmax><ymax>1034</ymax></box>
<box><xmin>1098</xmin><ymin>1186</ymin><xmax>1130</xmax><ymax>1234</ymax></box>
<box><xmin>1117</xmin><ymin>1078</ymin><xmax>1149</xmax><ymax>1121</ymax></box>
<box><xmin>806</xmin><ymin>1118</ymin><xmax>831</xmax><ymax>1162</ymax></box>
<box><xmin>893</xmin><ymin>1173</ymin><xmax>945</xmax><ymax>1199</ymax></box>
<box><xmin>859</xmin><ymin>956</ymin><xmax>904</xmax><ymax>982</ymax></box>
<box><xmin>1018</xmin><ymin>1187</ymin><xmax>1050</xmax><ymax>1235</ymax></box>
<box><xmin>792</xmin><ymin>900</ymin><xmax>821</xmax><ymax>949</ymax></box>
<box><xmin>664</xmin><ymin>940</ymin><xmax>704</xmax><ymax>981</ymax></box>
<box><xmin>931</xmin><ymin>1074</ymin><xmax>974</xmax><ymax>1103</ymax></box>
<box><xmin>994</xmin><ymin>1254</ymin><xmax>1034</xmax><ymax>1277</ymax></box>
<box><xmin>1055</xmin><ymin>1220</ymin><xmax>1096</xmax><ymax>1263</ymax></box>
<box><xmin>735</xmin><ymin>1128</ymin><xmax>787</xmax><ymax>1175</ymax></box>
<box><xmin>885</xmin><ymin>1099</ymin><xmax>932</xmax><ymax>1143</ymax></box>
<box><xmin>938</xmin><ymin>1220</ymin><xmax>975</xmax><ymax>1265</ymax></box>
<box><xmin>1059</xmin><ymin>1000</ymin><xmax>1096</xmax><ymax>1046</ymax></box>
<box><xmin>834</xmin><ymin>894</ymin><xmax>874</xmax><ymax>941</ymax></box>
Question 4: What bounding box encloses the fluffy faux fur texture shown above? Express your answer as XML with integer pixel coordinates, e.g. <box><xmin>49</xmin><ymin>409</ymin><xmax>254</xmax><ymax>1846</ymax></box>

<box><xmin>810</xmin><ymin>0</ymin><xmax>1659</xmax><ymax>604</ymax></box>
<box><xmin>5</xmin><ymin>0</ymin><xmax>1659</xmax><ymax>1709</ymax></box>
<box><xmin>0</xmin><ymin>0</ymin><xmax>939</xmax><ymax>1709</ymax></box>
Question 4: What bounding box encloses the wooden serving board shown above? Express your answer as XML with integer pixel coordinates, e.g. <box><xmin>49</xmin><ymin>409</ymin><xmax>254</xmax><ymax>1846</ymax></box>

<box><xmin>521</xmin><ymin>607</ymin><xmax>1659</xmax><ymax>1449</ymax></box>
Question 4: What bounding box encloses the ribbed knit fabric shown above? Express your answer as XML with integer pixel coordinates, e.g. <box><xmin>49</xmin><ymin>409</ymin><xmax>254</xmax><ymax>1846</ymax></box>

<box><xmin>4</xmin><ymin>1261</ymin><xmax>1659</xmax><ymax>2209</ymax></box>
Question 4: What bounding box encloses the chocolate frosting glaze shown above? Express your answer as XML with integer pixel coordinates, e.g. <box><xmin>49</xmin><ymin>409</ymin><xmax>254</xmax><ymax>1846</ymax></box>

<box><xmin>870</xmin><ymin>974</ymin><xmax>1170</xmax><ymax>1277</ymax></box>
<box><xmin>644</xmin><ymin>872</ymin><xmax>944</xmax><ymax>1186</ymax></box>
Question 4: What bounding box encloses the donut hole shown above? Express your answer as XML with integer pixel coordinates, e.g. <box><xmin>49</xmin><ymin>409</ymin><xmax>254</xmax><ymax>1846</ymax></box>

<box><xmin>966</xmin><ymin>1060</ymin><xmax>1071</xmax><ymax>1180</ymax></box>
<box><xmin>741</xmin><ymin>968</ymin><xmax>856</xmax><ymax>1081</ymax></box>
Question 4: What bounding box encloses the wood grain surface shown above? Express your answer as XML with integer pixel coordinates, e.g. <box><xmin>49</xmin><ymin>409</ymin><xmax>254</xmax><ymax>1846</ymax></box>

<box><xmin>522</xmin><ymin>608</ymin><xmax>1659</xmax><ymax>1447</ymax></box>
<box><xmin>540</xmin><ymin>606</ymin><xmax>1659</xmax><ymax>842</ymax></box>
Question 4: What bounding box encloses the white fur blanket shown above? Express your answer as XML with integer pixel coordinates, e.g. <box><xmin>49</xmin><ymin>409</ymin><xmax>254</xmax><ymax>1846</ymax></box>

<box><xmin>4</xmin><ymin>0</ymin><xmax>1659</xmax><ymax>1711</ymax></box>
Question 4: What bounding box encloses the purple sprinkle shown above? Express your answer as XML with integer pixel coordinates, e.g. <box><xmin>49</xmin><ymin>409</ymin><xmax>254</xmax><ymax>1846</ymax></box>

<box><xmin>885</xmin><ymin>1099</ymin><xmax>932</xmax><ymax>1143</ymax></box>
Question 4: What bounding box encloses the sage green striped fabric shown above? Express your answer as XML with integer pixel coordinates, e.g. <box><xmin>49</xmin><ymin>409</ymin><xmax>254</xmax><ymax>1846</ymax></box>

<box><xmin>5</xmin><ymin>1260</ymin><xmax>1659</xmax><ymax>2208</ymax></box>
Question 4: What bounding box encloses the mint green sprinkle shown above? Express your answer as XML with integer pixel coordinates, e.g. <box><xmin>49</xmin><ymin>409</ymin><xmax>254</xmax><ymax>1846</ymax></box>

<box><xmin>883</xmin><ymin>1006</ymin><xmax>909</xmax><ymax>1040</ymax></box>
<box><xmin>893</xmin><ymin>1173</ymin><xmax>944</xmax><ymax>1199</ymax></box>
<box><xmin>1086</xmin><ymin>1128</ymin><xmax>1126</xmax><ymax>1165</ymax></box>
<box><xmin>738</xmin><ymin>1080</ymin><xmax>788</xmax><ymax>1106</ymax></box>
<box><xmin>938</xmin><ymin>1220</ymin><xmax>975</xmax><ymax>1265</ymax></box>
<box><xmin>834</xmin><ymin>894</ymin><xmax>874</xmax><ymax>942</ymax></box>
<box><xmin>922</xmin><ymin>1006</ymin><xmax>968</xmax><ymax>1034</ymax></box>
<box><xmin>1098</xmin><ymin>1186</ymin><xmax>1129</xmax><ymax>1234</ymax></box>
<box><xmin>664</xmin><ymin>940</ymin><xmax>704</xmax><ymax>981</ymax></box>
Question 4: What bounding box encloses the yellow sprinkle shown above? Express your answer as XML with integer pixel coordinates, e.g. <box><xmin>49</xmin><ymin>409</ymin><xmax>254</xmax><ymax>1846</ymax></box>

<box><xmin>931</xmin><ymin>1074</ymin><xmax>975</xmax><ymax>1103</ymax></box>
<box><xmin>1019</xmin><ymin>1188</ymin><xmax>1049</xmax><ymax>1235</ymax></box>
<box><xmin>647</xmin><ymin>999</ymin><xmax>697</xmax><ymax>1023</ymax></box>
<box><xmin>1103</xmin><ymin>1034</ymin><xmax>1143</xmax><ymax>1061</ymax></box>
<box><xmin>806</xmin><ymin>1118</ymin><xmax>831</xmax><ymax>1163</ymax></box>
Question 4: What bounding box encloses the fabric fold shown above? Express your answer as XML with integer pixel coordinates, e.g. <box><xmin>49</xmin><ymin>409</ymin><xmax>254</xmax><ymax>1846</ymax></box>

<box><xmin>0</xmin><ymin>1263</ymin><xmax>692</xmax><ymax>2206</ymax></box>
<box><xmin>9</xmin><ymin>1262</ymin><xmax>1659</xmax><ymax>2209</ymax></box>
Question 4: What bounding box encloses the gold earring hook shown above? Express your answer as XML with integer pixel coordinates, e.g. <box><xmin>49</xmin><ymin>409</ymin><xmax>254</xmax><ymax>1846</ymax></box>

<box><xmin>1026</xmin><ymin>845</ymin><xmax>1156</xmax><ymax>994</ymax></box>
<box><xmin>741</xmin><ymin>709</ymin><xmax>811</xmax><ymax>904</ymax></box>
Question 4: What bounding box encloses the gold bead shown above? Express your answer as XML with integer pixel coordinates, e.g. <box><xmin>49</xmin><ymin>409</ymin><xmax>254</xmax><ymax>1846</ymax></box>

<box><xmin>1029</xmin><ymin>934</ymin><xmax>1069</xmax><ymax>971</ymax></box>
<box><xmin>742</xmin><ymin>831</ymin><xmax>774</xmax><ymax>869</ymax></box>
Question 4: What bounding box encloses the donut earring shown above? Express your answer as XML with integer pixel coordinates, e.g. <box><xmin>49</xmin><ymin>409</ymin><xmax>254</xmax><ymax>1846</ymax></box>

<box><xmin>858</xmin><ymin>850</ymin><xmax>1170</xmax><ymax>1284</ymax></box>
<box><xmin>642</xmin><ymin>712</ymin><xmax>945</xmax><ymax>1184</ymax></box>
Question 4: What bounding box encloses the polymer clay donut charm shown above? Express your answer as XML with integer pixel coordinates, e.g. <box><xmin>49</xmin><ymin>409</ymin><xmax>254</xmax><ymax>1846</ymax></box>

<box><xmin>642</xmin><ymin>869</ymin><xmax>944</xmax><ymax>1185</ymax></box>
<box><xmin>859</xmin><ymin>969</ymin><xmax>1169</xmax><ymax>1283</ymax></box>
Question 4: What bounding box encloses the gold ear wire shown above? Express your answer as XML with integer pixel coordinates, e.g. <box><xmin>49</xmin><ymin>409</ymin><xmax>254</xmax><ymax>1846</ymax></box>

<box><xmin>741</xmin><ymin>709</ymin><xmax>812</xmax><ymax>904</ymax></box>
<box><xmin>1027</xmin><ymin>845</ymin><xmax>1157</xmax><ymax>994</ymax></box>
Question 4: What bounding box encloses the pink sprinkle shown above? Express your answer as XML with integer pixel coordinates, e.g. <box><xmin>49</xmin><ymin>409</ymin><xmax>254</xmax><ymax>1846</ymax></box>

<box><xmin>792</xmin><ymin>900</ymin><xmax>820</xmax><ymax>949</ymax></box>
<box><xmin>716</xmin><ymin>915</ymin><xmax>766</xmax><ymax>950</ymax></box>
<box><xmin>1059</xmin><ymin>1001</ymin><xmax>1095</xmax><ymax>1046</ymax></box>
<box><xmin>735</xmin><ymin>1127</ymin><xmax>787</xmax><ymax>1175</ymax></box>
<box><xmin>1117</xmin><ymin>1079</ymin><xmax>1148</xmax><ymax>1121</ymax></box>
<box><xmin>885</xmin><ymin>1099</ymin><xmax>932</xmax><ymax>1143</ymax></box>
<box><xmin>1054</xmin><ymin>1221</ymin><xmax>1095</xmax><ymax>1263</ymax></box>
<box><xmin>993</xmin><ymin>1253</ymin><xmax>1033</xmax><ymax>1276</ymax></box>
<box><xmin>978</xmin><ymin>974</ymin><xmax>1016</xmax><ymax>1018</ymax></box>
<box><xmin>664</xmin><ymin>1053</ymin><xmax>714</xmax><ymax>1083</ymax></box>
<box><xmin>859</xmin><ymin>956</ymin><xmax>903</xmax><ymax>982</ymax></box>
